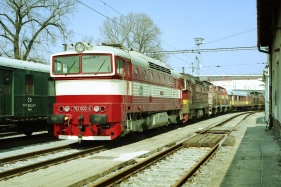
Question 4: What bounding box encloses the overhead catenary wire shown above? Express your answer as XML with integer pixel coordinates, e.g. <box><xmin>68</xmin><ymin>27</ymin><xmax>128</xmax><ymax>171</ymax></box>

<box><xmin>95</xmin><ymin>1</ymin><xmax>263</xmax><ymax>75</ymax></box>
<box><xmin>92</xmin><ymin>0</ymin><xmax>241</xmax><ymax>76</ymax></box>
<box><xmin>79</xmin><ymin>0</ymin><xmax>194</xmax><ymax>66</ymax></box>
<box><xmin>144</xmin><ymin>46</ymin><xmax>259</xmax><ymax>54</ymax></box>
<box><xmin>100</xmin><ymin>1</ymin><xmax>194</xmax><ymax>66</ymax></box>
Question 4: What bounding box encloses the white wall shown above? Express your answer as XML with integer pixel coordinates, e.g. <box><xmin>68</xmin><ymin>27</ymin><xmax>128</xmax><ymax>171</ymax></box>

<box><xmin>270</xmin><ymin>2</ymin><xmax>281</xmax><ymax>128</ymax></box>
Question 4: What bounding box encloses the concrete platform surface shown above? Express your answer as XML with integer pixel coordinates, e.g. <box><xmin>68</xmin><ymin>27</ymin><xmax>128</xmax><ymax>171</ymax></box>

<box><xmin>207</xmin><ymin>112</ymin><xmax>281</xmax><ymax>187</ymax></box>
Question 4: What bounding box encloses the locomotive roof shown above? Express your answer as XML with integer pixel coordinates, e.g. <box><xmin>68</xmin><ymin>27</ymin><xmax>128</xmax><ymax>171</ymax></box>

<box><xmin>181</xmin><ymin>73</ymin><xmax>199</xmax><ymax>84</ymax></box>
<box><xmin>53</xmin><ymin>44</ymin><xmax>181</xmax><ymax>78</ymax></box>
<box><xmin>0</xmin><ymin>57</ymin><xmax>50</xmax><ymax>73</ymax></box>
<box><xmin>128</xmin><ymin>50</ymin><xmax>181</xmax><ymax>78</ymax></box>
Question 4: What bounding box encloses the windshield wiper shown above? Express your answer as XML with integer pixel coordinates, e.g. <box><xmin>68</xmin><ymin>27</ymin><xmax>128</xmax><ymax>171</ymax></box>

<box><xmin>68</xmin><ymin>60</ymin><xmax>76</xmax><ymax>73</ymax></box>
<box><xmin>95</xmin><ymin>59</ymin><xmax>106</xmax><ymax>75</ymax></box>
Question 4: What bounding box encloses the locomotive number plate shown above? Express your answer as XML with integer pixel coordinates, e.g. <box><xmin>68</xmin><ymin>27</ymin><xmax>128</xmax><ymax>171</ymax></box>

<box><xmin>72</xmin><ymin>106</ymin><xmax>93</xmax><ymax>112</ymax></box>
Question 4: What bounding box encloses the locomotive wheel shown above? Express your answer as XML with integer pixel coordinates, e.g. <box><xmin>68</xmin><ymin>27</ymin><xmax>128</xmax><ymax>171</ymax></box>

<box><xmin>18</xmin><ymin>123</ymin><xmax>33</xmax><ymax>136</ymax></box>
<box><xmin>47</xmin><ymin>124</ymin><xmax>54</xmax><ymax>136</ymax></box>
<box><xmin>23</xmin><ymin>130</ymin><xmax>33</xmax><ymax>136</ymax></box>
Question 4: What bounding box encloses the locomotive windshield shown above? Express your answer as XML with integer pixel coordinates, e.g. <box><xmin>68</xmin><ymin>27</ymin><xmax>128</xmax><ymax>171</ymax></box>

<box><xmin>82</xmin><ymin>55</ymin><xmax>111</xmax><ymax>73</ymax></box>
<box><xmin>54</xmin><ymin>56</ymin><xmax>79</xmax><ymax>74</ymax></box>
<box><xmin>53</xmin><ymin>55</ymin><xmax>112</xmax><ymax>74</ymax></box>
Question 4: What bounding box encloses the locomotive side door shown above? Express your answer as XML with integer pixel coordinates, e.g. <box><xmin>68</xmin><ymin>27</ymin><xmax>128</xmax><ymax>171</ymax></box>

<box><xmin>125</xmin><ymin>60</ymin><xmax>132</xmax><ymax>104</ymax></box>
<box><xmin>116</xmin><ymin>57</ymin><xmax>132</xmax><ymax>105</ymax></box>
<box><xmin>0</xmin><ymin>70</ymin><xmax>12</xmax><ymax>116</ymax></box>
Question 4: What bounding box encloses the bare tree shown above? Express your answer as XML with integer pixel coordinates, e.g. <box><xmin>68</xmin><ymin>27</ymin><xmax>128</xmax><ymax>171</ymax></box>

<box><xmin>99</xmin><ymin>12</ymin><xmax>168</xmax><ymax>62</ymax></box>
<box><xmin>0</xmin><ymin>0</ymin><xmax>77</xmax><ymax>62</ymax></box>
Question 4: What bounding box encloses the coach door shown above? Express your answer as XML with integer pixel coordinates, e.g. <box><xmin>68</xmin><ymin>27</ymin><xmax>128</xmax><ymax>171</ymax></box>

<box><xmin>0</xmin><ymin>70</ymin><xmax>12</xmax><ymax>116</ymax></box>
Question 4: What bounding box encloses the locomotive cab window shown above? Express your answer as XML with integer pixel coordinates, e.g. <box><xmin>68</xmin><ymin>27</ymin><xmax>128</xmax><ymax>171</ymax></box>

<box><xmin>82</xmin><ymin>55</ymin><xmax>111</xmax><ymax>73</ymax></box>
<box><xmin>126</xmin><ymin>61</ymin><xmax>130</xmax><ymax>75</ymax></box>
<box><xmin>53</xmin><ymin>55</ymin><xmax>112</xmax><ymax>74</ymax></box>
<box><xmin>116</xmin><ymin>58</ymin><xmax>124</xmax><ymax>74</ymax></box>
<box><xmin>25</xmin><ymin>75</ymin><xmax>34</xmax><ymax>95</ymax></box>
<box><xmin>54</xmin><ymin>56</ymin><xmax>79</xmax><ymax>74</ymax></box>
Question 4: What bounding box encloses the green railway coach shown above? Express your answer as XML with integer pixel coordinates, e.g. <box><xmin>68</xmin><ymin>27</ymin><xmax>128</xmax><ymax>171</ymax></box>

<box><xmin>0</xmin><ymin>57</ymin><xmax>55</xmax><ymax>136</ymax></box>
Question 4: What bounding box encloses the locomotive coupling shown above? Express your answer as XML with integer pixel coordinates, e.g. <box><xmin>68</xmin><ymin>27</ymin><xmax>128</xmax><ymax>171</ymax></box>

<box><xmin>78</xmin><ymin>115</ymin><xmax>84</xmax><ymax>129</ymax></box>
<box><xmin>78</xmin><ymin>115</ymin><xmax>84</xmax><ymax>122</ymax></box>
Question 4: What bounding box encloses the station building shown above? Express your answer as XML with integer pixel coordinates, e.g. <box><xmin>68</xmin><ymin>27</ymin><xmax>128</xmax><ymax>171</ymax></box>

<box><xmin>257</xmin><ymin>0</ymin><xmax>281</xmax><ymax>138</ymax></box>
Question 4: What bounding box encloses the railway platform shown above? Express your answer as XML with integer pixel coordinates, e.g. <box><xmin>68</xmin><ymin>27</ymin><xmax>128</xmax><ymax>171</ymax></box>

<box><xmin>0</xmin><ymin>112</ymin><xmax>280</xmax><ymax>187</ymax></box>
<box><xmin>206</xmin><ymin>112</ymin><xmax>281</xmax><ymax>187</ymax></box>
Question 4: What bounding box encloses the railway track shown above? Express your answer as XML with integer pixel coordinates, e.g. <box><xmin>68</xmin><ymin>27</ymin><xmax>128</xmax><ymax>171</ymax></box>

<box><xmin>0</xmin><ymin>124</ymin><xmax>18</xmax><ymax>138</ymax></box>
<box><xmin>0</xmin><ymin>133</ymin><xmax>54</xmax><ymax>149</ymax></box>
<box><xmin>0</xmin><ymin>143</ymin><xmax>106</xmax><ymax>180</ymax></box>
<box><xmin>90</xmin><ymin>112</ymin><xmax>252</xmax><ymax>186</ymax></box>
<box><xmin>0</xmin><ymin>131</ymin><xmax>19</xmax><ymax>138</ymax></box>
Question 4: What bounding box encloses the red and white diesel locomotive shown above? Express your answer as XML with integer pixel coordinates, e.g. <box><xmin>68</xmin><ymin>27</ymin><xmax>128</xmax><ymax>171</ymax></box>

<box><xmin>48</xmin><ymin>42</ymin><xmax>184</xmax><ymax>142</ymax></box>
<box><xmin>47</xmin><ymin>42</ymin><xmax>263</xmax><ymax>143</ymax></box>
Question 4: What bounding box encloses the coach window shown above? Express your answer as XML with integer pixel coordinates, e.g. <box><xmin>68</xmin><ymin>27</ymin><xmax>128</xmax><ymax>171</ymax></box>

<box><xmin>25</xmin><ymin>75</ymin><xmax>34</xmax><ymax>95</ymax></box>
<box><xmin>3</xmin><ymin>72</ymin><xmax>11</xmax><ymax>94</ymax></box>
<box><xmin>150</xmin><ymin>72</ymin><xmax>153</xmax><ymax>81</ymax></box>
<box><xmin>157</xmin><ymin>74</ymin><xmax>160</xmax><ymax>83</ymax></box>
<box><xmin>48</xmin><ymin>78</ymin><xmax>55</xmax><ymax>96</ymax></box>
<box><xmin>163</xmin><ymin>76</ymin><xmax>165</xmax><ymax>84</ymax></box>
<box><xmin>116</xmin><ymin>58</ymin><xmax>124</xmax><ymax>74</ymax></box>
<box><xmin>143</xmin><ymin>70</ymin><xmax>147</xmax><ymax>80</ymax></box>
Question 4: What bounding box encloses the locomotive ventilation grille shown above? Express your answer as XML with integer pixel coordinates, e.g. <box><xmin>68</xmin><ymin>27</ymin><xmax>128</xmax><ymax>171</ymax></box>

<box><xmin>148</xmin><ymin>62</ymin><xmax>171</xmax><ymax>74</ymax></box>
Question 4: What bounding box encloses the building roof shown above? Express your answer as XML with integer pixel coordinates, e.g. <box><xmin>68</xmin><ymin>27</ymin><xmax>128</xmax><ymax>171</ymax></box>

<box><xmin>257</xmin><ymin>0</ymin><xmax>280</xmax><ymax>47</ymax></box>
<box><xmin>198</xmin><ymin>75</ymin><xmax>262</xmax><ymax>81</ymax></box>
<box><xmin>227</xmin><ymin>90</ymin><xmax>249</xmax><ymax>96</ymax></box>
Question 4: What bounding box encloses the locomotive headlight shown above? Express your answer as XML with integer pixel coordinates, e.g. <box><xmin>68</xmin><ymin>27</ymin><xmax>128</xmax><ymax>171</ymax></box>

<box><xmin>64</xmin><ymin>106</ymin><xmax>70</xmax><ymax>112</ymax></box>
<box><xmin>100</xmin><ymin>106</ymin><xmax>106</xmax><ymax>112</ymax></box>
<box><xmin>75</xmin><ymin>42</ymin><xmax>85</xmax><ymax>53</ymax></box>
<box><xmin>94</xmin><ymin>106</ymin><xmax>100</xmax><ymax>112</ymax></box>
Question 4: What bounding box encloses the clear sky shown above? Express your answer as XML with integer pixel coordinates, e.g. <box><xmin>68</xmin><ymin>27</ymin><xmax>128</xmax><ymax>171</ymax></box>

<box><xmin>54</xmin><ymin>0</ymin><xmax>267</xmax><ymax>76</ymax></box>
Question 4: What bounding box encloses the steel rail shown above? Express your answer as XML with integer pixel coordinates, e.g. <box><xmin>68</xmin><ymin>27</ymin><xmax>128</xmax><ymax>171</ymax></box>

<box><xmin>0</xmin><ymin>133</ymin><xmax>53</xmax><ymax>149</ymax></box>
<box><xmin>0</xmin><ymin>144</ymin><xmax>76</xmax><ymax>163</ymax></box>
<box><xmin>0</xmin><ymin>145</ymin><xmax>105</xmax><ymax>181</ymax></box>
<box><xmin>197</xmin><ymin>111</ymin><xmax>253</xmax><ymax>134</ymax></box>
<box><xmin>90</xmin><ymin>112</ymin><xmax>252</xmax><ymax>186</ymax></box>
<box><xmin>173</xmin><ymin>112</ymin><xmax>253</xmax><ymax>186</ymax></box>
<box><xmin>91</xmin><ymin>143</ymin><xmax>182</xmax><ymax>187</ymax></box>
<box><xmin>172</xmin><ymin>144</ymin><xmax>220</xmax><ymax>186</ymax></box>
